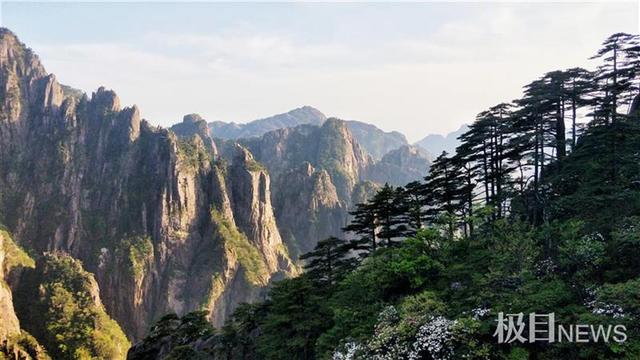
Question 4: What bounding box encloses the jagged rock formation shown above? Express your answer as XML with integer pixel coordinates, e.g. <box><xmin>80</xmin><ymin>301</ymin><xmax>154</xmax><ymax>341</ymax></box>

<box><xmin>365</xmin><ymin>145</ymin><xmax>431</xmax><ymax>186</ymax></box>
<box><xmin>241</xmin><ymin>118</ymin><xmax>372</xmax><ymax>200</ymax></box>
<box><xmin>0</xmin><ymin>28</ymin><xmax>296</xmax><ymax>347</ymax></box>
<box><xmin>212</xmin><ymin>119</ymin><xmax>430</xmax><ymax>258</ymax></box>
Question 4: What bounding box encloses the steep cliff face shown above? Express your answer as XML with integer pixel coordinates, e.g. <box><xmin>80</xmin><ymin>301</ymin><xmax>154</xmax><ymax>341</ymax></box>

<box><xmin>237</xmin><ymin>119</ymin><xmax>371</xmax><ymax>257</ymax></box>
<box><xmin>0</xmin><ymin>228</ymin><xmax>25</xmax><ymax>340</ymax></box>
<box><xmin>242</xmin><ymin>118</ymin><xmax>372</xmax><ymax>200</ymax></box>
<box><xmin>0</xmin><ymin>28</ymin><xmax>295</xmax><ymax>344</ymax></box>
<box><xmin>231</xmin><ymin>118</ymin><xmax>432</xmax><ymax>258</ymax></box>
<box><xmin>272</xmin><ymin>162</ymin><xmax>345</xmax><ymax>258</ymax></box>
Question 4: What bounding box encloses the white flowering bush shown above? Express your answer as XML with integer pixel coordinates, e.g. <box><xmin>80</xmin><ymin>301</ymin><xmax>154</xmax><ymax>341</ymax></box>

<box><xmin>534</xmin><ymin>258</ymin><xmax>558</xmax><ymax>278</ymax></box>
<box><xmin>470</xmin><ymin>307</ymin><xmax>491</xmax><ymax>320</ymax></box>
<box><xmin>591</xmin><ymin>303</ymin><xmax>626</xmax><ymax>318</ymax></box>
<box><xmin>332</xmin><ymin>342</ymin><xmax>365</xmax><ymax>360</ymax></box>
<box><xmin>366</xmin><ymin>306</ymin><xmax>411</xmax><ymax>360</ymax></box>
<box><xmin>332</xmin><ymin>300</ymin><xmax>489</xmax><ymax>360</ymax></box>
<box><xmin>584</xmin><ymin>286</ymin><xmax>626</xmax><ymax>319</ymax></box>
<box><xmin>408</xmin><ymin>316</ymin><xmax>457</xmax><ymax>360</ymax></box>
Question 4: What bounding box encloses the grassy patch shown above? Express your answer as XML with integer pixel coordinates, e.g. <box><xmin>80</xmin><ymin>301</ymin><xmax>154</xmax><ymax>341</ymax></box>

<box><xmin>245</xmin><ymin>159</ymin><xmax>266</xmax><ymax>172</ymax></box>
<box><xmin>118</xmin><ymin>236</ymin><xmax>153</xmax><ymax>278</ymax></box>
<box><xmin>0</xmin><ymin>227</ymin><xmax>35</xmax><ymax>273</ymax></box>
<box><xmin>211</xmin><ymin>210</ymin><xmax>268</xmax><ymax>285</ymax></box>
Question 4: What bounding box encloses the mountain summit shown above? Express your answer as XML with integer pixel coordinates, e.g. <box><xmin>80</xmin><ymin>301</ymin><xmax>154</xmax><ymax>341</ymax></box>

<box><xmin>209</xmin><ymin>106</ymin><xmax>326</xmax><ymax>139</ymax></box>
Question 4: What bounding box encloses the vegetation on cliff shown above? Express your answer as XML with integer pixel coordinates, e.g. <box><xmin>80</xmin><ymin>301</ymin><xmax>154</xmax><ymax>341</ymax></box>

<box><xmin>211</xmin><ymin>210</ymin><xmax>270</xmax><ymax>286</ymax></box>
<box><xmin>15</xmin><ymin>254</ymin><xmax>130</xmax><ymax>360</ymax></box>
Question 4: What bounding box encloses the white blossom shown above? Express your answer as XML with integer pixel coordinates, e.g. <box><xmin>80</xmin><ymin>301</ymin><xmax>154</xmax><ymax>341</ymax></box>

<box><xmin>408</xmin><ymin>316</ymin><xmax>457</xmax><ymax>360</ymax></box>
<box><xmin>471</xmin><ymin>307</ymin><xmax>491</xmax><ymax>320</ymax></box>
<box><xmin>332</xmin><ymin>342</ymin><xmax>364</xmax><ymax>360</ymax></box>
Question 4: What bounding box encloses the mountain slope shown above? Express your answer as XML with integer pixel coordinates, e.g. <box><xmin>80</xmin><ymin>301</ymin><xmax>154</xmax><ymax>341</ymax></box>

<box><xmin>345</xmin><ymin>120</ymin><xmax>409</xmax><ymax>160</ymax></box>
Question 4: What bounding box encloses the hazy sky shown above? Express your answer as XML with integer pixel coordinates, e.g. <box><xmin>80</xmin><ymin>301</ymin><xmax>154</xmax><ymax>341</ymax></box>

<box><xmin>1</xmin><ymin>2</ymin><xmax>638</xmax><ymax>141</ymax></box>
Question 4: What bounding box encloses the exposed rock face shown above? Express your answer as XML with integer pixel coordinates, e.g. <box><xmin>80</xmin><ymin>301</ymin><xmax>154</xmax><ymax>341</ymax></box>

<box><xmin>0</xmin><ymin>227</ymin><xmax>50</xmax><ymax>360</ymax></box>
<box><xmin>272</xmin><ymin>162</ymin><xmax>345</xmax><ymax>257</ymax></box>
<box><xmin>0</xmin><ymin>230</ymin><xmax>22</xmax><ymax>339</ymax></box>
<box><xmin>170</xmin><ymin>113</ymin><xmax>217</xmax><ymax>154</ymax></box>
<box><xmin>345</xmin><ymin>120</ymin><xmax>409</xmax><ymax>160</ymax></box>
<box><xmin>365</xmin><ymin>145</ymin><xmax>431</xmax><ymax>186</ymax></box>
<box><xmin>212</xmin><ymin>118</ymin><xmax>429</xmax><ymax>258</ymax></box>
<box><xmin>235</xmin><ymin>119</ymin><xmax>372</xmax><ymax>257</ymax></box>
<box><xmin>0</xmin><ymin>28</ymin><xmax>295</xmax><ymax>344</ymax></box>
<box><xmin>242</xmin><ymin>118</ymin><xmax>372</xmax><ymax>200</ymax></box>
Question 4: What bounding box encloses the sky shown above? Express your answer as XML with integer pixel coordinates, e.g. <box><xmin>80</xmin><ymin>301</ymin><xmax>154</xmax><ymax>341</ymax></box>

<box><xmin>1</xmin><ymin>1</ymin><xmax>638</xmax><ymax>141</ymax></box>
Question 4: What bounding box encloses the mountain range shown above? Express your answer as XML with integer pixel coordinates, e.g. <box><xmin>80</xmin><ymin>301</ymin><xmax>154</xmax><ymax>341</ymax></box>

<box><xmin>0</xmin><ymin>28</ymin><xmax>462</xmax><ymax>359</ymax></box>
<box><xmin>207</xmin><ymin>106</ymin><xmax>463</xmax><ymax>161</ymax></box>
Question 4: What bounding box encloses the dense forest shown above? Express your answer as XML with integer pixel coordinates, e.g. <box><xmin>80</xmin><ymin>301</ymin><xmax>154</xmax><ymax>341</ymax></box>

<box><xmin>129</xmin><ymin>33</ymin><xmax>640</xmax><ymax>359</ymax></box>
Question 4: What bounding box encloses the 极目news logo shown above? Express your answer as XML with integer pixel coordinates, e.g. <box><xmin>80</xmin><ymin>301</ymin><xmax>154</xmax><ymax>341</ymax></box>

<box><xmin>493</xmin><ymin>312</ymin><xmax>627</xmax><ymax>344</ymax></box>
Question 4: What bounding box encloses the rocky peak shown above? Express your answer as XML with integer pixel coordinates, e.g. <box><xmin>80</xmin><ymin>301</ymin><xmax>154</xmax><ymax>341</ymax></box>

<box><xmin>118</xmin><ymin>105</ymin><xmax>141</xmax><ymax>142</ymax></box>
<box><xmin>183</xmin><ymin>113</ymin><xmax>205</xmax><ymax>124</ymax></box>
<box><xmin>170</xmin><ymin>113</ymin><xmax>217</xmax><ymax>154</ymax></box>
<box><xmin>0</xmin><ymin>28</ymin><xmax>46</xmax><ymax>79</ymax></box>
<box><xmin>39</xmin><ymin>74</ymin><xmax>63</xmax><ymax>111</ymax></box>
<box><xmin>315</xmin><ymin>117</ymin><xmax>372</xmax><ymax>198</ymax></box>
<box><xmin>91</xmin><ymin>86</ymin><xmax>121</xmax><ymax>113</ymax></box>
<box><xmin>288</xmin><ymin>105</ymin><xmax>326</xmax><ymax>121</ymax></box>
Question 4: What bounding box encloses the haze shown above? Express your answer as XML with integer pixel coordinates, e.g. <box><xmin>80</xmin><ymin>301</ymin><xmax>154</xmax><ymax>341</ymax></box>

<box><xmin>2</xmin><ymin>1</ymin><xmax>638</xmax><ymax>141</ymax></box>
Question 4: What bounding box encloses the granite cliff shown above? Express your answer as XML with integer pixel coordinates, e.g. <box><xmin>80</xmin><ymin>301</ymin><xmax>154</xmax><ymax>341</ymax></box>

<box><xmin>0</xmin><ymin>28</ymin><xmax>296</xmax><ymax>352</ymax></box>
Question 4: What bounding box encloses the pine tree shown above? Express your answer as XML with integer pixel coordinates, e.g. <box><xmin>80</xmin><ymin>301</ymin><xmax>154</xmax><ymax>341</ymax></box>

<box><xmin>370</xmin><ymin>183</ymin><xmax>408</xmax><ymax>247</ymax></box>
<box><xmin>299</xmin><ymin>237</ymin><xmax>357</xmax><ymax>286</ymax></box>
<box><xmin>564</xmin><ymin>67</ymin><xmax>594</xmax><ymax>150</ymax></box>
<box><xmin>400</xmin><ymin>181</ymin><xmax>428</xmax><ymax>235</ymax></box>
<box><xmin>423</xmin><ymin>152</ymin><xmax>465</xmax><ymax>239</ymax></box>
<box><xmin>590</xmin><ymin>33</ymin><xmax>640</xmax><ymax>124</ymax></box>
<box><xmin>343</xmin><ymin>201</ymin><xmax>378</xmax><ymax>255</ymax></box>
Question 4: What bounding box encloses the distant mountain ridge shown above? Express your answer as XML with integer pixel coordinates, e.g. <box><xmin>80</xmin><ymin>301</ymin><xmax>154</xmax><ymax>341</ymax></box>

<box><xmin>414</xmin><ymin>124</ymin><xmax>469</xmax><ymax>156</ymax></box>
<box><xmin>208</xmin><ymin>106</ymin><xmax>410</xmax><ymax>160</ymax></box>
<box><xmin>209</xmin><ymin>106</ymin><xmax>326</xmax><ymax>140</ymax></box>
